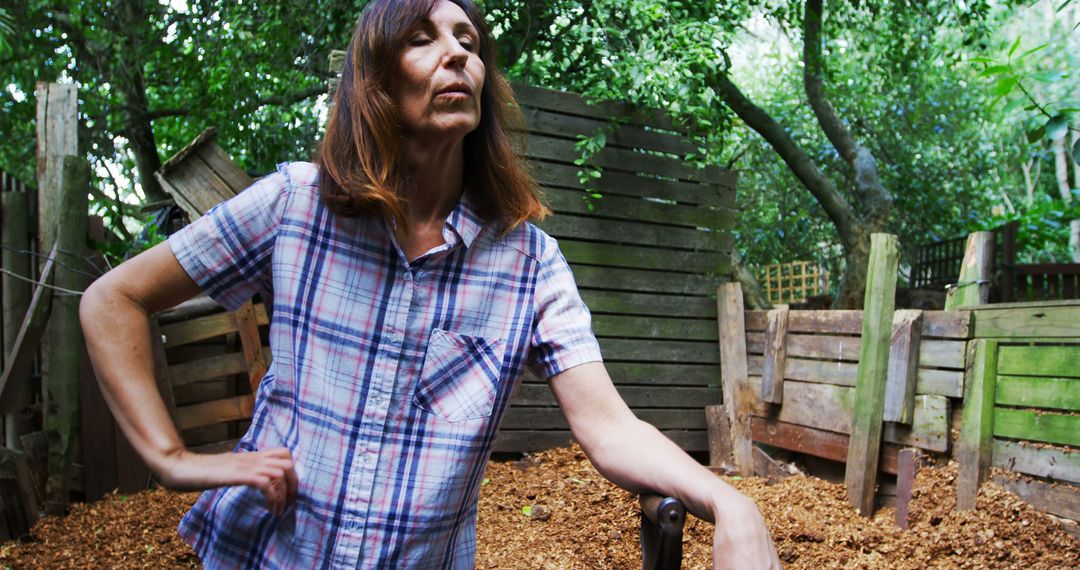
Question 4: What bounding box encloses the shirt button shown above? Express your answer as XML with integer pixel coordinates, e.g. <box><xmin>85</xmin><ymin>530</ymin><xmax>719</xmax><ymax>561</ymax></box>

<box><xmin>403</xmin><ymin>272</ymin><xmax>412</xmax><ymax>282</ymax></box>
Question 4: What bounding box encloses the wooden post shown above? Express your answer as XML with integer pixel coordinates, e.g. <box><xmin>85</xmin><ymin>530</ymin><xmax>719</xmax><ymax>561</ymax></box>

<box><xmin>0</xmin><ymin>243</ymin><xmax>56</xmax><ymax>412</ymax></box>
<box><xmin>43</xmin><ymin>156</ymin><xmax>89</xmax><ymax>514</ymax></box>
<box><xmin>234</xmin><ymin>301</ymin><xmax>270</xmax><ymax>391</ymax></box>
<box><xmin>34</xmin><ymin>83</ymin><xmax>78</xmax><ymax>263</ymax></box>
<box><xmin>999</xmin><ymin>222</ymin><xmax>1018</xmax><ymax>303</ymax></box>
<box><xmin>717</xmin><ymin>283</ymin><xmax>753</xmax><ymax>475</ymax></box>
<box><xmin>845</xmin><ymin>233</ymin><xmax>899</xmax><ymax>516</ymax></box>
<box><xmin>957</xmin><ymin>339</ymin><xmax>999</xmax><ymax>511</ymax></box>
<box><xmin>1070</xmin><ymin>220</ymin><xmax>1079</xmax><ymax>263</ymax></box>
<box><xmin>705</xmin><ymin>404</ymin><xmax>733</xmax><ymax>468</ymax></box>
<box><xmin>945</xmin><ymin>232</ymin><xmax>994</xmax><ymax>310</ymax></box>
<box><xmin>759</xmin><ymin>305</ymin><xmax>788</xmax><ymax>404</ymax></box>
<box><xmin>883</xmin><ymin>309</ymin><xmax>923</xmax><ymax>424</ymax></box>
<box><xmin>894</xmin><ymin>448</ymin><xmax>922</xmax><ymax>530</ymax></box>
<box><xmin>1</xmin><ymin>189</ymin><xmax>33</xmax><ymax>448</ymax></box>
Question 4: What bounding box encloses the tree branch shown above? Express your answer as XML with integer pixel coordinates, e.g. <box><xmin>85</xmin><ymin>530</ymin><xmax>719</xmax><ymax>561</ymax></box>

<box><xmin>711</xmin><ymin>71</ymin><xmax>861</xmax><ymax>248</ymax></box>
<box><xmin>803</xmin><ymin>0</ymin><xmax>891</xmax><ymax>227</ymax></box>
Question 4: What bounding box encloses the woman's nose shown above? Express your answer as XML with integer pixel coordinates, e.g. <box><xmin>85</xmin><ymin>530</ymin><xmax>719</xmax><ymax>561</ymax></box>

<box><xmin>442</xmin><ymin>40</ymin><xmax>469</xmax><ymax>68</ymax></box>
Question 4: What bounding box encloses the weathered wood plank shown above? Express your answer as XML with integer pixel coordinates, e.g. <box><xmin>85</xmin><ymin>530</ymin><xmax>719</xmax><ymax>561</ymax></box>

<box><xmin>175</xmin><ymin>395</ymin><xmax>255</xmax><ymax>431</ymax></box>
<box><xmin>746</xmin><ymin>333</ymin><xmax>964</xmax><ymax>369</ymax></box>
<box><xmin>846</xmin><ymin>233</ymin><xmax>899</xmax><ymax>516</ymax></box>
<box><xmin>513</xmin><ymin>384</ymin><xmax>720</xmax><ymax>408</ymax></box>
<box><xmin>520</xmin><ymin>106</ymin><xmax>696</xmax><ymax>155</ymax></box>
<box><xmin>746</xmin><ymin>355</ymin><xmax>963</xmax><ymax>397</ymax></box>
<box><xmin>598</xmin><ymin>338</ymin><xmax>718</xmax><ymax>364</ymax></box>
<box><xmin>601</xmin><ymin>362</ymin><xmax>720</xmax><ymax>386</ymax></box>
<box><xmin>169</xmin><ymin>351</ymin><xmax>263</xmax><ymax>387</ymax></box>
<box><xmin>592</xmin><ymin>315</ymin><xmax>716</xmax><ymax>341</ymax></box>
<box><xmin>43</xmin><ymin>156</ymin><xmax>90</xmax><ymax>514</ymax></box>
<box><xmin>945</xmin><ymin>231</ymin><xmax>994</xmax><ymax>310</ymax></box>
<box><xmin>995</xmin><ymin>375</ymin><xmax>1080</xmax><ymax>411</ymax></box>
<box><xmin>561</xmin><ymin>241</ymin><xmax>727</xmax><ymax>275</ymax></box>
<box><xmin>706</xmin><ymin>405</ymin><xmax>733</xmax><ymax>467</ymax></box>
<box><xmin>745</xmin><ymin>310</ymin><xmax>970</xmax><ymax>339</ymax></box>
<box><xmin>760</xmin><ymin>306</ymin><xmax>789</xmax><ymax>404</ymax></box>
<box><xmin>574</xmin><ymin>265</ymin><xmax>724</xmax><ymax>296</ymax></box>
<box><xmin>993</xmin><ymin>408</ymin><xmax>1080</xmax><ymax>447</ymax></box>
<box><xmin>972</xmin><ymin>303</ymin><xmax>1080</xmax><ymax>339</ymax></box>
<box><xmin>194</xmin><ymin>142</ymin><xmax>254</xmax><ymax>194</ymax></box>
<box><xmin>895</xmin><ymin>449</ymin><xmax>923</xmax><ymax>530</ymax></box>
<box><xmin>718</xmin><ymin>283</ymin><xmax>753</xmax><ymax>475</ymax></box>
<box><xmin>957</xmin><ymin>339</ymin><xmax>999</xmax><ymax>511</ymax></box>
<box><xmin>501</xmin><ymin>408</ymin><xmax>705</xmax><ymax>430</ymax></box>
<box><xmin>530</xmin><ymin>161</ymin><xmax>733</xmax><ymax>208</ymax></box>
<box><xmin>749</xmin><ymin>417</ymin><xmax>900</xmax><ymax>475</ymax></box>
<box><xmin>0</xmin><ymin>244</ymin><xmax>56</xmax><ymax>414</ymax></box>
<box><xmin>997</xmin><ymin>345</ymin><xmax>1080</xmax><ymax>379</ymax></box>
<box><xmin>34</xmin><ymin>82</ymin><xmax>78</xmax><ymax>262</ymax></box>
<box><xmin>580</xmin><ymin>290</ymin><xmax>717</xmax><ymax>319</ymax></box>
<box><xmin>525</xmin><ymin>134</ymin><xmax>729</xmax><ymax>185</ymax></box>
<box><xmin>160</xmin><ymin>303</ymin><xmax>269</xmax><ymax>347</ymax></box>
<box><xmin>1</xmin><ymin>190</ymin><xmax>33</xmax><ymax>440</ymax></box>
<box><xmin>884</xmin><ymin>310</ymin><xmax>923</xmax><ymax>424</ymax></box>
<box><xmin>234</xmin><ymin>301</ymin><xmax>270</xmax><ymax>391</ymax></box>
<box><xmin>539</xmin><ymin>214</ymin><xmax>730</xmax><ymax>253</ymax></box>
<box><xmin>991</xmin><ymin>474</ymin><xmax>1080</xmax><ymax>522</ymax></box>
<box><xmin>992</xmin><ymin>440</ymin><xmax>1080</xmax><ymax>484</ymax></box>
<box><xmin>542</xmin><ymin>186</ymin><xmax>735</xmax><ymax>231</ymax></box>
<box><xmin>747</xmin><ymin>377</ymin><xmax>948</xmax><ymax>452</ymax></box>
<box><xmin>515</xmin><ymin>83</ymin><xmax>682</xmax><ymax>132</ymax></box>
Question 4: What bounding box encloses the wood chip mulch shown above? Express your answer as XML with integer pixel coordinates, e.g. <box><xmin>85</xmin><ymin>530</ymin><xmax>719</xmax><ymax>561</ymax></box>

<box><xmin>0</xmin><ymin>445</ymin><xmax>1077</xmax><ymax>568</ymax></box>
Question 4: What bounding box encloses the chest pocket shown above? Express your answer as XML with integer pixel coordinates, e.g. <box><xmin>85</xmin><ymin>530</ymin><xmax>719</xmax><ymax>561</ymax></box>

<box><xmin>413</xmin><ymin>329</ymin><xmax>507</xmax><ymax>422</ymax></box>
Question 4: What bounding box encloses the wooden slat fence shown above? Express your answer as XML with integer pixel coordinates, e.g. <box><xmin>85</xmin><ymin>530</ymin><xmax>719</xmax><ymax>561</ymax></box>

<box><xmin>741</xmin><ymin>309</ymin><xmax>969</xmax><ymax>470</ymax></box>
<box><xmin>957</xmin><ymin>300</ymin><xmax>1080</xmax><ymax>524</ymax></box>
<box><xmin>495</xmin><ymin>84</ymin><xmax>735</xmax><ymax>452</ymax></box>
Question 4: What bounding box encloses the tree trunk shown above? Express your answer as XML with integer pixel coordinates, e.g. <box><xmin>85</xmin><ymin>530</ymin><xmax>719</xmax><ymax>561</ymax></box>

<box><xmin>730</xmin><ymin>250</ymin><xmax>771</xmax><ymax>310</ymax></box>
<box><xmin>116</xmin><ymin>0</ymin><xmax>167</xmax><ymax>204</ymax></box>
<box><xmin>1053</xmin><ymin>136</ymin><xmax>1071</xmax><ymax>203</ymax></box>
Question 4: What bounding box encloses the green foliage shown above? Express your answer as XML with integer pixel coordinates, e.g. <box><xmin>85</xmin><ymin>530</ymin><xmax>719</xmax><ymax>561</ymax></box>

<box><xmin>979</xmin><ymin>190</ymin><xmax>1080</xmax><ymax>262</ymax></box>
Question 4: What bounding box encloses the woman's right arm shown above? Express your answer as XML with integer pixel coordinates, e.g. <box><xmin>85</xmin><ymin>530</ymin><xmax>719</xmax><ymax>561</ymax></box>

<box><xmin>80</xmin><ymin>241</ymin><xmax>297</xmax><ymax>514</ymax></box>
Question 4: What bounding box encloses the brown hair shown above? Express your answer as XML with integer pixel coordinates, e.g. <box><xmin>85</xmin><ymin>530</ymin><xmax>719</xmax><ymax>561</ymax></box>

<box><xmin>313</xmin><ymin>0</ymin><xmax>548</xmax><ymax>234</ymax></box>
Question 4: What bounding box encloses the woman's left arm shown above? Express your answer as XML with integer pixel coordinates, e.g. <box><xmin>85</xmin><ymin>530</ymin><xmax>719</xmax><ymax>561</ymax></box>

<box><xmin>549</xmin><ymin>361</ymin><xmax>781</xmax><ymax>570</ymax></box>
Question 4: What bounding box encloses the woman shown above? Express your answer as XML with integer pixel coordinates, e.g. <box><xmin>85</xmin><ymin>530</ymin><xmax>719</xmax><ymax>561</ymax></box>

<box><xmin>80</xmin><ymin>1</ymin><xmax>780</xmax><ymax>568</ymax></box>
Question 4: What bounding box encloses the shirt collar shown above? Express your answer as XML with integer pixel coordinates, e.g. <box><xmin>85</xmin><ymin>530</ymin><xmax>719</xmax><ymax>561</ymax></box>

<box><xmin>443</xmin><ymin>189</ymin><xmax>484</xmax><ymax>249</ymax></box>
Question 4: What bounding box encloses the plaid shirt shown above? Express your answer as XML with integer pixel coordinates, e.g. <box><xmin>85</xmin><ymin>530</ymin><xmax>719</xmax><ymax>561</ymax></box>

<box><xmin>170</xmin><ymin>162</ymin><xmax>602</xmax><ymax>569</ymax></box>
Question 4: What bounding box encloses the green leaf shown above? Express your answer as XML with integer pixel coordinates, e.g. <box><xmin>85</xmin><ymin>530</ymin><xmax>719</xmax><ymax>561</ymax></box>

<box><xmin>1046</xmin><ymin>114</ymin><xmax>1069</xmax><ymax>141</ymax></box>
<box><xmin>977</xmin><ymin>65</ymin><xmax>1010</xmax><ymax>77</ymax></box>
<box><xmin>1008</xmin><ymin>36</ymin><xmax>1022</xmax><ymax>58</ymax></box>
<box><xmin>1017</xmin><ymin>43</ymin><xmax>1048</xmax><ymax>60</ymax></box>
<box><xmin>1027</xmin><ymin>124</ymin><xmax>1046</xmax><ymax>143</ymax></box>
<box><xmin>521</xmin><ymin>506</ymin><xmax>532</xmax><ymax>516</ymax></box>
<box><xmin>992</xmin><ymin>76</ymin><xmax>1018</xmax><ymax>97</ymax></box>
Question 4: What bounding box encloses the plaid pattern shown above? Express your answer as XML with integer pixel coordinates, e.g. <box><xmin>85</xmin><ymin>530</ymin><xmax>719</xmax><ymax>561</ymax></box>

<box><xmin>169</xmin><ymin>162</ymin><xmax>602</xmax><ymax>569</ymax></box>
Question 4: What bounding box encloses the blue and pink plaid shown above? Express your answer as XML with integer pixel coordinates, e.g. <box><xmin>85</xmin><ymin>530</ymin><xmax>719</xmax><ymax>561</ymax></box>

<box><xmin>169</xmin><ymin>162</ymin><xmax>602</xmax><ymax>568</ymax></box>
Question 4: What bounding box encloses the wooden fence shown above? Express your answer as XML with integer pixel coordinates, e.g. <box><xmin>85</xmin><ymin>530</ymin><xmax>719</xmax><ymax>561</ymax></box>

<box><xmin>913</xmin><ymin>222</ymin><xmax>1080</xmax><ymax>302</ymax></box>
<box><xmin>957</xmin><ymin>300</ymin><xmax>1080</xmax><ymax>524</ymax></box>
<box><xmin>711</xmin><ymin>232</ymin><xmax>1079</xmax><ymax>527</ymax></box>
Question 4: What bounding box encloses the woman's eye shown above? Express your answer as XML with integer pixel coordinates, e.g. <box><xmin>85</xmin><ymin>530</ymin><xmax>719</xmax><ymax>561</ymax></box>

<box><xmin>409</xmin><ymin>35</ymin><xmax>431</xmax><ymax>46</ymax></box>
<box><xmin>459</xmin><ymin>38</ymin><xmax>476</xmax><ymax>51</ymax></box>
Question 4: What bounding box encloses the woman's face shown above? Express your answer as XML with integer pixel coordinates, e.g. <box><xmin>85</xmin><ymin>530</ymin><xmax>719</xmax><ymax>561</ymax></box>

<box><xmin>393</xmin><ymin>0</ymin><xmax>486</xmax><ymax>142</ymax></box>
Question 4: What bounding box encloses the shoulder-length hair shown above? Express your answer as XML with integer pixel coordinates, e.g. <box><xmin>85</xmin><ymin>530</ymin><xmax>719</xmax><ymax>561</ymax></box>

<box><xmin>314</xmin><ymin>0</ymin><xmax>548</xmax><ymax>234</ymax></box>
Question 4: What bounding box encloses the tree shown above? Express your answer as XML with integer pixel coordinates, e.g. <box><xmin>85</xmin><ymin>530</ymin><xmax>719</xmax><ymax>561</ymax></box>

<box><xmin>2</xmin><ymin>0</ymin><xmax>365</xmax><ymax>237</ymax></box>
<box><xmin>488</xmin><ymin>0</ymin><xmax>1018</xmax><ymax>307</ymax></box>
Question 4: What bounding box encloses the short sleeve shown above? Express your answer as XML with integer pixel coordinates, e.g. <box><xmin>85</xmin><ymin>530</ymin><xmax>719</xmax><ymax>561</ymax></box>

<box><xmin>526</xmin><ymin>238</ymin><xmax>603</xmax><ymax>380</ymax></box>
<box><xmin>168</xmin><ymin>163</ymin><xmax>292</xmax><ymax>311</ymax></box>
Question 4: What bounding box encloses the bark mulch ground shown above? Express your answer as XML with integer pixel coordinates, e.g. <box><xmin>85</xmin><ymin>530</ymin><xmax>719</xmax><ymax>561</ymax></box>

<box><xmin>0</xmin><ymin>444</ymin><xmax>1076</xmax><ymax>568</ymax></box>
